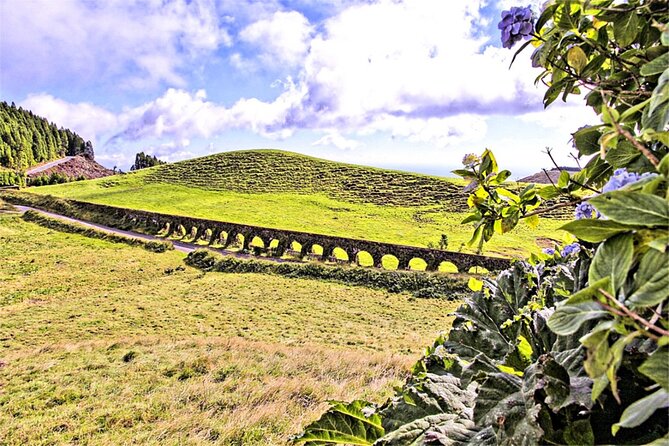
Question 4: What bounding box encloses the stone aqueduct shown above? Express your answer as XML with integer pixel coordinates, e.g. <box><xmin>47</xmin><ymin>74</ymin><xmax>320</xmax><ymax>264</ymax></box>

<box><xmin>6</xmin><ymin>193</ymin><xmax>512</xmax><ymax>272</ymax></box>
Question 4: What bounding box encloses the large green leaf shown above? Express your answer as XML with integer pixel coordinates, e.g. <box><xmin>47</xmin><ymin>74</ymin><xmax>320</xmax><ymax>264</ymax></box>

<box><xmin>627</xmin><ymin>250</ymin><xmax>669</xmax><ymax>308</ymax></box>
<box><xmin>642</xmin><ymin>69</ymin><xmax>669</xmax><ymax>132</ymax></box>
<box><xmin>613</xmin><ymin>11</ymin><xmax>641</xmax><ymax>47</ymax></box>
<box><xmin>589</xmin><ymin>233</ymin><xmax>634</xmax><ymax>293</ymax></box>
<box><xmin>292</xmin><ymin>400</ymin><xmax>384</xmax><ymax>445</ymax></box>
<box><xmin>379</xmin><ymin>373</ymin><xmax>475</xmax><ymax>433</ymax></box>
<box><xmin>589</xmin><ymin>192</ymin><xmax>669</xmax><ymax>227</ymax></box>
<box><xmin>559</xmin><ymin>219</ymin><xmax>639</xmax><ymax>243</ymax></box>
<box><xmin>641</xmin><ymin>52</ymin><xmax>669</xmax><ymax>76</ymax></box>
<box><xmin>639</xmin><ymin>347</ymin><xmax>669</xmax><ymax>391</ymax></box>
<box><xmin>612</xmin><ymin>389</ymin><xmax>669</xmax><ymax>436</ymax></box>
<box><xmin>547</xmin><ymin>302</ymin><xmax>608</xmax><ymax>336</ymax></box>
<box><xmin>374</xmin><ymin>413</ymin><xmax>493</xmax><ymax>446</ymax></box>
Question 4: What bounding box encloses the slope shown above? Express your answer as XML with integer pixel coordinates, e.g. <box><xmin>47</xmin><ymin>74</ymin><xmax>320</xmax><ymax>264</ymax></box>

<box><xmin>33</xmin><ymin>149</ymin><xmax>568</xmax><ymax>257</ymax></box>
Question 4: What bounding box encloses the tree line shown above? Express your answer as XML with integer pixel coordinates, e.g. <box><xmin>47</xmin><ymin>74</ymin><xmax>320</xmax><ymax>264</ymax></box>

<box><xmin>0</xmin><ymin>101</ymin><xmax>94</xmax><ymax>171</ymax></box>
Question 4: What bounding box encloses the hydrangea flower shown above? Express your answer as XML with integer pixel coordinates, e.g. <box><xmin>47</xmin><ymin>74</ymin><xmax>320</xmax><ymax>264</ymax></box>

<box><xmin>602</xmin><ymin>168</ymin><xmax>654</xmax><ymax>193</ymax></box>
<box><xmin>542</xmin><ymin>248</ymin><xmax>555</xmax><ymax>255</ymax></box>
<box><xmin>561</xmin><ymin>243</ymin><xmax>581</xmax><ymax>257</ymax></box>
<box><xmin>498</xmin><ymin>6</ymin><xmax>534</xmax><ymax>49</ymax></box>
<box><xmin>462</xmin><ymin>153</ymin><xmax>480</xmax><ymax>167</ymax></box>
<box><xmin>574</xmin><ymin>202</ymin><xmax>600</xmax><ymax>220</ymax></box>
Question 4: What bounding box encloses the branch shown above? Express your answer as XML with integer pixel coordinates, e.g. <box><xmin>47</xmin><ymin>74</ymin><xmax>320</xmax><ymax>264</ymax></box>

<box><xmin>611</xmin><ymin>120</ymin><xmax>660</xmax><ymax>168</ymax></box>
<box><xmin>544</xmin><ymin>147</ymin><xmax>601</xmax><ymax>194</ymax></box>
<box><xmin>521</xmin><ymin>198</ymin><xmax>583</xmax><ymax>219</ymax></box>
<box><xmin>599</xmin><ymin>288</ymin><xmax>669</xmax><ymax>338</ymax></box>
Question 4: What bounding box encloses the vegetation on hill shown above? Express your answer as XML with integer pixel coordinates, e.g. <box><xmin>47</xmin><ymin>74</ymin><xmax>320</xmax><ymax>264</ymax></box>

<box><xmin>0</xmin><ymin>101</ymin><xmax>94</xmax><ymax>169</ymax></box>
<box><xmin>0</xmin><ymin>212</ymin><xmax>458</xmax><ymax>444</ymax></box>
<box><xmin>32</xmin><ymin>150</ymin><xmax>569</xmax><ymax>257</ymax></box>
<box><xmin>130</xmin><ymin>151</ymin><xmax>166</xmax><ymax>171</ymax></box>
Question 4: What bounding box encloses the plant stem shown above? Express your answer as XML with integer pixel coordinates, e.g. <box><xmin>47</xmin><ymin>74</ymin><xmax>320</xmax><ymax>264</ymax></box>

<box><xmin>598</xmin><ymin>288</ymin><xmax>669</xmax><ymax>337</ymax></box>
<box><xmin>611</xmin><ymin>120</ymin><xmax>660</xmax><ymax>168</ymax></box>
<box><xmin>521</xmin><ymin>198</ymin><xmax>583</xmax><ymax>219</ymax></box>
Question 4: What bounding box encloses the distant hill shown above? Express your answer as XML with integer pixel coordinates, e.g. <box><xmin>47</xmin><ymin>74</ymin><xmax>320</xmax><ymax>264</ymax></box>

<box><xmin>143</xmin><ymin>149</ymin><xmax>469</xmax><ymax>210</ymax></box>
<box><xmin>519</xmin><ymin>167</ymin><xmax>581</xmax><ymax>184</ymax></box>
<box><xmin>0</xmin><ymin>101</ymin><xmax>94</xmax><ymax>172</ymax></box>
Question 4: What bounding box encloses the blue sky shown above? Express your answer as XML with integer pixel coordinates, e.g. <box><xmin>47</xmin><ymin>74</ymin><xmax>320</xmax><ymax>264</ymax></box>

<box><xmin>0</xmin><ymin>0</ymin><xmax>597</xmax><ymax>176</ymax></box>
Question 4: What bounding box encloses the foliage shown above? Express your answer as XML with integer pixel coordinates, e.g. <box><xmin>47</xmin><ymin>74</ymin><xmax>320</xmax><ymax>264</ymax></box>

<box><xmin>130</xmin><ymin>151</ymin><xmax>166</xmax><ymax>171</ymax></box>
<box><xmin>0</xmin><ymin>168</ymin><xmax>25</xmax><ymax>187</ymax></box>
<box><xmin>0</xmin><ymin>101</ymin><xmax>94</xmax><ymax>170</ymax></box>
<box><xmin>297</xmin><ymin>1</ymin><xmax>668</xmax><ymax>444</ymax></box>
<box><xmin>185</xmin><ymin>249</ymin><xmax>468</xmax><ymax>299</ymax></box>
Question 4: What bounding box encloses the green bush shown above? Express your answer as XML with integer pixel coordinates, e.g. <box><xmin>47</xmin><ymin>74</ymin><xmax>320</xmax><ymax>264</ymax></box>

<box><xmin>185</xmin><ymin>249</ymin><xmax>468</xmax><ymax>298</ymax></box>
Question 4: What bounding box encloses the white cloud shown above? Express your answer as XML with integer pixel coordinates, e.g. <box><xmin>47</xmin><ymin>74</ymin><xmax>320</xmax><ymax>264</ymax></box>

<box><xmin>20</xmin><ymin>94</ymin><xmax>119</xmax><ymax>146</ymax></box>
<box><xmin>238</xmin><ymin>11</ymin><xmax>315</xmax><ymax>69</ymax></box>
<box><xmin>313</xmin><ymin>132</ymin><xmax>361</xmax><ymax>150</ymax></box>
<box><xmin>1</xmin><ymin>0</ymin><xmax>229</xmax><ymax>90</ymax></box>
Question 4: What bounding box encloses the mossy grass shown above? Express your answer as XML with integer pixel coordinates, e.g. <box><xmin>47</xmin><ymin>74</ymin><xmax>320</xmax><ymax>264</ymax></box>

<box><xmin>0</xmin><ymin>213</ymin><xmax>458</xmax><ymax>444</ymax></box>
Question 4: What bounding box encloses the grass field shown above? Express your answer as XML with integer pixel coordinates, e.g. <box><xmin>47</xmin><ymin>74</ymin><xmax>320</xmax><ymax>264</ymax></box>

<box><xmin>34</xmin><ymin>150</ymin><xmax>568</xmax><ymax>257</ymax></box>
<box><xmin>0</xmin><ymin>212</ymin><xmax>459</xmax><ymax>445</ymax></box>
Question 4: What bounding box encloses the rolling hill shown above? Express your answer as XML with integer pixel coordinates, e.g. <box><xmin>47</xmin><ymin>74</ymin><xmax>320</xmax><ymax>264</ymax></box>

<box><xmin>32</xmin><ymin>149</ymin><xmax>568</xmax><ymax>257</ymax></box>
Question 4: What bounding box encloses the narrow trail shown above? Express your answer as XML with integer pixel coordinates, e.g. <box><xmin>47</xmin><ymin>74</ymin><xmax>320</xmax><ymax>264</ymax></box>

<box><xmin>13</xmin><ymin>205</ymin><xmax>301</xmax><ymax>263</ymax></box>
<box><xmin>25</xmin><ymin>157</ymin><xmax>76</xmax><ymax>175</ymax></box>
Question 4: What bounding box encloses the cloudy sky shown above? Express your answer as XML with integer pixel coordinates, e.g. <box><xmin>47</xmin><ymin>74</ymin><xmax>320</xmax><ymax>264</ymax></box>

<box><xmin>0</xmin><ymin>0</ymin><xmax>598</xmax><ymax>176</ymax></box>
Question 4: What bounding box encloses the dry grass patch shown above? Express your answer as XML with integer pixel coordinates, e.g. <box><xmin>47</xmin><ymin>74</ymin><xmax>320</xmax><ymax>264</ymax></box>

<box><xmin>0</xmin><ymin>214</ymin><xmax>458</xmax><ymax>444</ymax></box>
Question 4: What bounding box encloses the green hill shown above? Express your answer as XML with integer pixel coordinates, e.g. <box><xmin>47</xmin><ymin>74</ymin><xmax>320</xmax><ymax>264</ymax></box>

<box><xmin>32</xmin><ymin>149</ymin><xmax>566</xmax><ymax>257</ymax></box>
<box><xmin>142</xmin><ymin>149</ymin><xmax>467</xmax><ymax>210</ymax></box>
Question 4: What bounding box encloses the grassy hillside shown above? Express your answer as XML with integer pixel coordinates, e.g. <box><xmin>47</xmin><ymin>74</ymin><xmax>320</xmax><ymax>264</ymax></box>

<box><xmin>34</xmin><ymin>149</ymin><xmax>569</xmax><ymax>257</ymax></box>
<box><xmin>0</xmin><ymin>212</ymin><xmax>458</xmax><ymax>444</ymax></box>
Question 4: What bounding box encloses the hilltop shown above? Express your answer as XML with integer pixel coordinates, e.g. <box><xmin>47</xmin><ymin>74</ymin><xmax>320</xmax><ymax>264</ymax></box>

<box><xmin>142</xmin><ymin>149</ymin><xmax>468</xmax><ymax>210</ymax></box>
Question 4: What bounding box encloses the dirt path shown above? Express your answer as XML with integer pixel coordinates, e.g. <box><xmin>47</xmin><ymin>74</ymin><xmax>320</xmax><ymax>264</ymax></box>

<box><xmin>14</xmin><ymin>205</ymin><xmax>293</xmax><ymax>263</ymax></box>
<box><xmin>25</xmin><ymin>157</ymin><xmax>76</xmax><ymax>175</ymax></box>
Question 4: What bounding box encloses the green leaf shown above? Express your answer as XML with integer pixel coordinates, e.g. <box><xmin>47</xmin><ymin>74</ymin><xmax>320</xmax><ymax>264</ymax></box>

<box><xmin>572</xmin><ymin>126</ymin><xmax>602</xmax><ymax>156</ymax></box>
<box><xmin>559</xmin><ymin>219</ymin><xmax>640</xmax><ymax>243</ymax></box>
<box><xmin>292</xmin><ymin>400</ymin><xmax>384</xmax><ymax>445</ymax></box>
<box><xmin>589</xmin><ymin>233</ymin><xmax>634</xmax><ymax>294</ymax></box>
<box><xmin>565</xmin><ymin>277</ymin><xmax>612</xmax><ymax>305</ymax></box>
<box><xmin>538</xmin><ymin>185</ymin><xmax>561</xmax><ymax>199</ymax></box>
<box><xmin>613</xmin><ymin>11</ymin><xmax>641</xmax><ymax>47</ymax></box>
<box><xmin>375</xmin><ymin>413</ymin><xmax>492</xmax><ymax>446</ymax></box>
<box><xmin>641</xmin><ymin>52</ymin><xmax>669</xmax><ymax>76</ymax></box>
<box><xmin>589</xmin><ymin>192</ymin><xmax>669</xmax><ymax>227</ymax></box>
<box><xmin>659</xmin><ymin>154</ymin><xmax>669</xmax><ymax>177</ymax></box>
<box><xmin>567</xmin><ymin>46</ymin><xmax>588</xmax><ymax>74</ymax></box>
<box><xmin>642</xmin><ymin>69</ymin><xmax>669</xmax><ymax>132</ymax></box>
<box><xmin>557</xmin><ymin>170</ymin><xmax>570</xmax><ymax>188</ymax></box>
<box><xmin>612</xmin><ymin>389</ymin><xmax>669</xmax><ymax>436</ymax></box>
<box><xmin>547</xmin><ymin>302</ymin><xmax>608</xmax><ymax>336</ymax></box>
<box><xmin>639</xmin><ymin>347</ymin><xmax>669</xmax><ymax>391</ymax></box>
<box><xmin>605</xmin><ymin>141</ymin><xmax>641</xmax><ymax>168</ymax></box>
<box><xmin>627</xmin><ymin>250</ymin><xmax>669</xmax><ymax>308</ymax></box>
<box><xmin>563</xmin><ymin>419</ymin><xmax>595</xmax><ymax>446</ymax></box>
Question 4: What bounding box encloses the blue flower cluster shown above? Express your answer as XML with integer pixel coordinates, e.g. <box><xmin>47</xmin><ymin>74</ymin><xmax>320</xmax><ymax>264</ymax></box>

<box><xmin>498</xmin><ymin>6</ymin><xmax>534</xmax><ymax>49</ymax></box>
<box><xmin>542</xmin><ymin>248</ymin><xmax>555</xmax><ymax>255</ymax></box>
<box><xmin>574</xmin><ymin>202</ymin><xmax>600</xmax><ymax>220</ymax></box>
<box><xmin>561</xmin><ymin>243</ymin><xmax>580</xmax><ymax>257</ymax></box>
<box><xmin>602</xmin><ymin>168</ymin><xmax>652</xmax><ymax>193</ymax></box>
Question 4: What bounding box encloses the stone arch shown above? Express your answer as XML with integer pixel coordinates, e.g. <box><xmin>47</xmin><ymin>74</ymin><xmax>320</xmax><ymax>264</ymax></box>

<box><xmin>438</xmin><ymin>261</ymin><xmax>459</xmax><ymax>273</ymax></box>
<box><xmin>356</xmin><ymin>250</ymin><xmax>374</xmax><ymax>267</ymax></box>
<box><xmin>408</xmin><ymin>257</ymin><xmax>428</xmax><ymax>271</ymax></box>
<box><xmin>381</xmin><ymin>254</ymin><xmax>399</xmax><ymax>270</ymax></box>
<box><xmin>332</xmin><ymin>247</ymin><xmax>349</xmax><ymax>263</ymax></box>
<box><xmin>468</xmin><ymin>266</ymin><xmax>490</xmax><ymax>275</ymax></box>
<box><xmin>307</xmin><ymin>243</ymin><xmax>323</xmax><ymax>261</ymax></box>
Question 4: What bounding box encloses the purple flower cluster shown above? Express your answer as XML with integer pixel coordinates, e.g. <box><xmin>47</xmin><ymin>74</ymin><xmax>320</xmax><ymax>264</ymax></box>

<box><xmin>462</xmin><ymin>153</ymin><xmax>480</xmax><ymax>168</ymax></box>
<box><xmin>561</xmin><ymin>243</ymin><xmax>581</xmax><ymax>257</ymax></box>
<box><xmin>602</xmin><ymin>168</ymin><xmax>653</xmax><ymax>193</ymax></box>
<box><xmin>498</xmin><ymin>6</ymin><xmax>534</xmax><ymax>49</ymax></box>
<box><xmin>542</xmin><ymin>248</ymin><xmax>555</xmax><ymax>255</ymax></box>
<box><xmin>574</xmin><ymin>202</ymin><xmax>600</xmax><ymax>220</ymax></box>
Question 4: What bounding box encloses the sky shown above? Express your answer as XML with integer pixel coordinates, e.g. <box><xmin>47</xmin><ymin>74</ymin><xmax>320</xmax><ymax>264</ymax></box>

<box><xmin>0</xmin><ymin>0</ymin><xmax>599</xmax><ymax>177</ymax></box>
